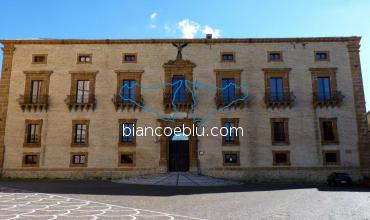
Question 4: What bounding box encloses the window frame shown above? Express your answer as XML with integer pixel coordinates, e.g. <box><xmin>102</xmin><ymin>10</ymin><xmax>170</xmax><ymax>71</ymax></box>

<box><xmin>22</xmin><ymin>153</ymin><xmax>40</xmax><ymax>167</ymax></box>
<box><xmin>118</xmin><ymin>152</ymin><xmax>136</xmax><ymax>167</ymax></box>
<box><xmin>24</xmin><ymin>119</ymin><xmax>43</xmax><ymax>148</ymax></box>
<box><xmin>272</xmin><ymin>150</ymin><xmax>291</xmax><ymax>166</ymax></box>
<box><xmin>118</xmin><ymin>119</ymin><xmax>137</xmax><ymax>146</ymax></box>
<box><xmin>77</xmin><ymin>53</ymin><xmax>93</xmax><ymax>64</ymax></box>
<box><xmin>314</xmin><ymin>51</ymin><xmax>330</xmax><ymax>61</ymax></box>
<box><xmin>222</xmin><ymin>151</ymin><xmax>240</xmax><ymax>166</ymax></box>
<box><xmin>70</xmin><ymin>152</ymin><xmax>88</xmax><ymax>167</ymax></box>
<box><xmin>310</xmin><ymin>68</ymin><xmax>337</xmax><ymax>100</ymax></box>
<box><xmin>267</xmin><ymin>51</ymin><xmax>283</xmax><ymax>62</ymax></box>
<box><xmin>115</xmin><ymin>70</ymin><xmax>143</xmax><ymax>103</ymax></box>
<box><xmin>270</xmin><ymin>118</ymin><xmax>289</xmax><ymax>145</ymax></box>
<box><xmin>32</xmin><ymin>54</ymin><xmax>47</xmax><ymax>64</ymax></box>
<box><xmin>71</xmin><ymin>120</ymin><xmax>90</xmax><ymax>147</ymax></box>
<box><xmin>122</xmin><ymin>53</ymin><xmax>137</xmax><ymax>63</ymax></box>
<box><xmin>319</xmin><ymin>118</ymin><xmax>339</xmax><ymax>145</ymax></box>
<box><xmin>69</xmin><ymin>71</ymin><xmax>98</xmax><ymax>106</ymax></box>
<box><xmin>221</xmin><ymin>118</ymin><xmax>240</xmax><ymax>146</ymax></box>
<box><xmin>220</xmin><ymin>52</ymin><xmax>235</xmax><ymax>62</ymax></box>
<box><xmin>323</xmin><ymin>150</ymin><xmax>340</xmax><ymax>166</ymax></box>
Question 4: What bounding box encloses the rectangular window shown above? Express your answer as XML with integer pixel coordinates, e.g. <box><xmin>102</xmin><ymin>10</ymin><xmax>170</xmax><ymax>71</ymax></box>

<box><xmin>172</xmin><ymin>75</ymin><xmax>186</xmax><ymax>103</ymax></box>
<box><xmin>30</xmin><ymin>80</ymin><xmax>42</xmax><ymax>104</ymax></box>
<box><xmin>121</xmin><ymin>80</ymin><xmax>136</xmax><ymax>102</ymax></box>
<box><xmin>74</xmin><ymin>124</ymin><xmax>87</xmax><ymax>144</ymax></box>
<box><xmin>315</xmin><ymin>51</ymin><xmax>330</xmax><ymax>61</ymax></box>
<box><xmin>221</xmin><ymin>118</ymin><xmax>240</xmax><ymax>146</ymax></box>
<box><xmin>271</xmin><ymin>118</ymin><xmax>289</xmax><ymax>145</ymax></box>
<box><xmin>77</xmin><ymin>54</ymin><xmax>92</xmax><ymax>64</ymax></box>
<box><xmin>70</xmin><ymin>152</ymin><xmax>88</xmax><ymax>167</ymax></box>
<box><xmin>123</xmin><ymin>53</ymin><xmax>137</xmax><ymax>63</ymax></box>
<box><xmin>222</xmin><ymin>151</ymin><xmax>240</xmax><ymax>166</ymax></box>
<box><xmin>317</xmin><ymin>77</ymin><xmax>331</xmax><ymax>101</ymax></box>
<box><xmin>122</xmin><ymin>123</ymin><xmax>135</xmax><ymax>143</ymax></box>
<box><xmin>268</xmin><ymin>52</ymin><xmax>282</xmax><ymax>62</ymax></box>
<box><xmin>119</xmin><ymin>152</ymin><xmax>136</xmax><ymax>166</ymax></box>
<box><xmin>22</xmin><ymin>153</ymin><xmax>40</xmax><ymax>167</ymax></box>
<box><xmin>221</xmin><ymin>78</ymin><xmax>236</xmax><ymax>102</ymax></box>
<box><xmin>32</xmin><ymin>54</ymin><xmax>47</xmax><ymax>64</ymax></box>
<box><xmin>221</xmin><ymin>52</ymin><xmax>235</xmax><ymax>62</ymax></box>
<box><xmin>323</xmin><ymin>150</ymin><xmax>340</xmax><ymax>166</ymax></box>
<box><xmin>224</xmin><ymin>122</ymin><xmax>236</xmax><ymax>144</ymax></box>
<box><xmin>273</xmin><ymin>151</ymin><xmax>290</xmax><ymax>166</ymax></box>
<box><xmin>270</xmin><ymin>77</ymin><xmax>284</xmax><ymax>101</ymax></box>
<box><xmin>72</xmin><ymin>155</ymin><xmax>86</xmax><ymax>164</ymax></box>
<box><xmin>27</xmin><ymin>124</ymin><xmax>40</xmax><ymax>144</ymax></box>
<box><xmin>76</xmin><ymin>80</ymin><xmax>90</xmax><ymax>104</ymax></box>
<box><xmin>320</xmin><ymin>118</ymin><xmax>338</xmax><ymax>144</ymax></box>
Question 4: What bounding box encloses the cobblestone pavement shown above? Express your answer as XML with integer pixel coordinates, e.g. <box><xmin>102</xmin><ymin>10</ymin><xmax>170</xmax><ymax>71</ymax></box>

<box><xmin>115</xmin><ymin>172</ymin><xmax>241</xmax><ymax>186</ymax></box>
<box><xmin>0</xmin><ymin>186</ymin><xmax>203</xmax><ymax>220</ymax></box>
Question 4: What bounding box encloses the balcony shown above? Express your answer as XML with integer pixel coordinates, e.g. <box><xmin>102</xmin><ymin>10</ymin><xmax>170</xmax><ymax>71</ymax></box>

<box><xmin>112</xmin><ymin>94</ymin><xmax>144</xmax><ymax>111</ymax></box>
<box><xmin>65</xmin><ymin>95</ymin><xmax>96</xmax><ymax>111</ymax></box>
<box><xmin>18</xmin><ymin>95</ymin><xmax>49</xmax><ymax>111</ymax></box>
<box><xmin>163</xmin><ymin>91</ymin><xmax>194</xmax><ymax>112</ymax></box>
<box><xmin>264</xmin><ymin>92</ymin><xmax>295</xmax><ymax>109</ymax></box>
<box><xmin>313</xmin><ymin>91</ymin><xmax>344</xmax><ymax>108</ymax></box>
<box><xmin>215</xmin><ymin>93</ymin><xmax>247</xmax><ymax>109</ymax></box>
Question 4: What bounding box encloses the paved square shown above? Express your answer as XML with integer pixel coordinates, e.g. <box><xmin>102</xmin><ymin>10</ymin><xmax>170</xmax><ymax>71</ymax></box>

<box><xmin>0</xmin><ymin>179</ymin><xmax>370</xmax><ymax>219</ymax></box>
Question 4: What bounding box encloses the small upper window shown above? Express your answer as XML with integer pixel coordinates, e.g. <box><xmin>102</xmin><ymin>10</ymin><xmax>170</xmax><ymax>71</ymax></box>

<box><xmin>77</xmin><ymin>54</ymin><xmax>92</xmax><ymax>64</ymax></box>
<box><xmin>221</xmin><ymin>52</ymin><xmax>235</xmax><ymax>62</ymax></box>
<box><xmin>32</xmin><ymin>55</ymin><xmax>47</xmax><ymax>64</ymax></box>
<box><xmin>268</xmin><ymin>52</ymin><xmax>283</xmax><ymax>62</ymax></box>
<box><xmin>315</xmin><ymin>51</ymin><xmax>330</xmax><ymax>61</ymax></box>
<box><xmin>123</xmin><ymin>53</ymin><xmax>137</xmax><ymax>63</ymax></box>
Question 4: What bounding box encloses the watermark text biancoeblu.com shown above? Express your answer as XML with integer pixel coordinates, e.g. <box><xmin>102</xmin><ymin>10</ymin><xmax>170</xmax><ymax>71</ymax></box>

<box><xmin>122</xmin><ymin>124</ymin><xmax>243</xmax><ymax>137</ymax></box>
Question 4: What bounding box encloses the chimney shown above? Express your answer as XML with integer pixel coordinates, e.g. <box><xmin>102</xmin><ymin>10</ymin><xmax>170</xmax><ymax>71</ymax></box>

<box><xmin>206</xmin><ymin>34</ymin><xmax>212</xmax><ymax>39</ymax></box>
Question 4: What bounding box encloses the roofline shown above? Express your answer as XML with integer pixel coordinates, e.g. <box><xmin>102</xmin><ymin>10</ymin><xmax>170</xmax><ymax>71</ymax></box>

<box><xmin>0</xmin><ymin>36</ymin><xmax>361</xmax><ymax>45</ymax></box>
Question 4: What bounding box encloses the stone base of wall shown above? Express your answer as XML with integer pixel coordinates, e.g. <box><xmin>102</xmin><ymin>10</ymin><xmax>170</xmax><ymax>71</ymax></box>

<box><xmin>2</xmin><ymin>167</ymin><xmax>362</xmax><ymax>183</ymax></box>
<box><xmin>203</xmin><ymin>167</ymin><xmax>362</xmax><ymax>183</ymax></box>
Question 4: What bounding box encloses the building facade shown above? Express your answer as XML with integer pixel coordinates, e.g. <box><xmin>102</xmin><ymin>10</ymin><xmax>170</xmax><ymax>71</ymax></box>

<box><xmin>0</xmin><ymin>37</ymin><xmax>369</xmax><ymax>182</ymax></box>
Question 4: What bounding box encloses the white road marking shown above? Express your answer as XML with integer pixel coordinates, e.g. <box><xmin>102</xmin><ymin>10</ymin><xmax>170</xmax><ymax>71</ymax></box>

<box><xmin>0</xmin><ymin>187</ymin><xmax>205</xmax><ymax>220</ymax></box>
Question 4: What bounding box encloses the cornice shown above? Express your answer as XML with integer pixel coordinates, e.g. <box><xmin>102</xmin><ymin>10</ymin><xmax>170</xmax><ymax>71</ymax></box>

<box><xmin>0</xmin><ymin>36</ymin><xmax>361</xmax><ymax>45</ymax></box>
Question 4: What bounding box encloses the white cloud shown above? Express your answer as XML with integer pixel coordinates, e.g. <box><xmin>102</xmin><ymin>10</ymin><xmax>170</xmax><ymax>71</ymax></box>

<box><xmin>150</xmin><ymin>12</ymin><xmax>157</xmax><ymax>20</ymax></box>
<box><xmin>202</xmin><ymin>25</ymin><xmax>221</xmax><ymax>38</ymax></box>
<box><xmin>177</xmin><ymin>19</ymin><xmax>200</xmax><ymax>38</ymax></box>
<box><xmin>164</xmin><ymin>24</ymin><xmax>171</xmax><ymax>33</ymax></box>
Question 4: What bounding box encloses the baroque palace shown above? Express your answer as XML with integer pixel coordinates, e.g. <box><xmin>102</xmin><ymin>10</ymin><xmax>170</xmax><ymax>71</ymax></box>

<box><xmin>0</xmin><ymin>36</ymin><xmax>369</xmax><ymax>182</ymax></box>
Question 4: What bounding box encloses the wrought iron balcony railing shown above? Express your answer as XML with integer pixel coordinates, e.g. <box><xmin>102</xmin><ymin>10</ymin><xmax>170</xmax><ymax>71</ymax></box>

<box><xmin>264</xmin><ymin>92</ymin><xmax>295</xmax><ymax>108</ymax></box>
<box><xmin>65</xmin><ymin>94</ymin><xmax>96</xmax><ymax>111</ymax></box>
<box><xmin>18</xmin><ymin>95</ymin><xmax>49</xmax><ymax>111</ymax></box>
<box><xmin>313</xmin><ymin>91</ymin><xmax>344</xmax><ymax>108</ymax></box>
<box><xmin>214</xmin><ymin>93</ymin><xmax>246</xmax><ymax>109</ymax></box>
<box><xmin>112</xmin><ymin>94</ymin><xmax>144</xmax><ymax>111</ymax></box>
<box><xmin>163</xmin><ymin>91</ymin><xmax>194</xmax><ymax>112</ymax></box>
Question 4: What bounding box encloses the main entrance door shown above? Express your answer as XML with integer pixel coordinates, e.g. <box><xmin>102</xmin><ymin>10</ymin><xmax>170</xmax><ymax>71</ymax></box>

<box><xmin>169</xmin><ymin>135</ymin><xmax>189</xmax><ymax>172</ymax></box>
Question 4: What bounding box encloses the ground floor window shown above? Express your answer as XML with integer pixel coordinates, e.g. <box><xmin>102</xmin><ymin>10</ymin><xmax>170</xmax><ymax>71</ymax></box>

<box><xmin>119</xmin><ymin>152</ymin><xmax>136</xmax><ymax>167</ymax></box>
<box><xmin>323</xmin><ymin>150</ymin><xmax>340</xmax><ymax>166</ymax></box>
<box><xmin>222</xmin><ymin>151</ymin><xmax>240</xmax><ymax>166</ymax></box>
<box><xmin>273</xmin><ymin>151</ymin><xmax>290</xmax><ymax>166</ymax></box>
<box><xmin>22</xmin><ymin>153</ymin><xmax>39</xmax><ymax>167</ymax></box>
<box><xmin>70</xmin><ymin>152</ymin><xmax>88</xmax><ymax>167</ymax></box>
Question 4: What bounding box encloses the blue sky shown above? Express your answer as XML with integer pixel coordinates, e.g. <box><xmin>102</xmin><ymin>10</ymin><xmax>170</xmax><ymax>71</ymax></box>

<box><xmin>0</xmin><ymin>0</ymin><xmax>369</xmax><ymax>110</ymax></box>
